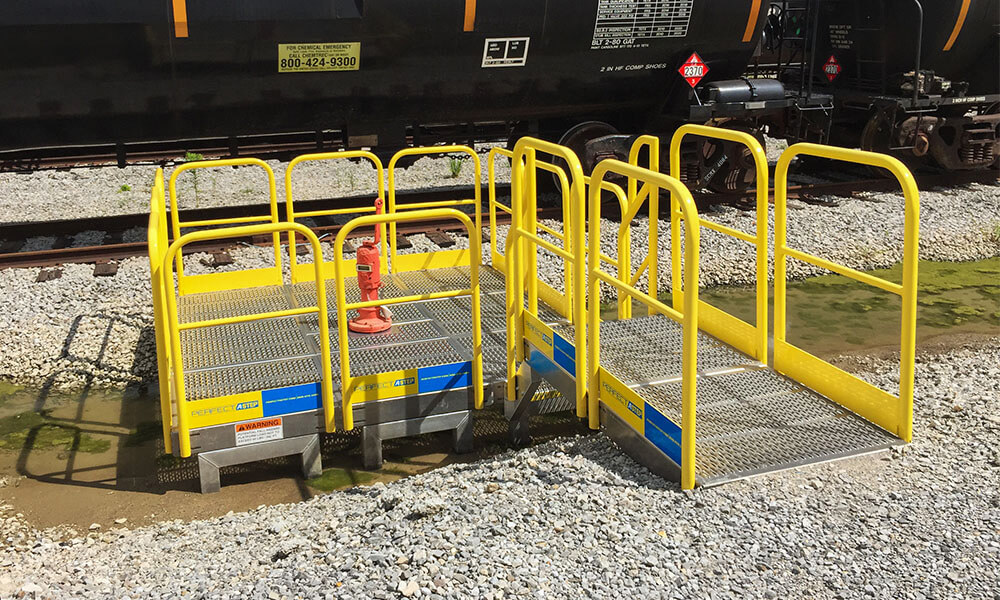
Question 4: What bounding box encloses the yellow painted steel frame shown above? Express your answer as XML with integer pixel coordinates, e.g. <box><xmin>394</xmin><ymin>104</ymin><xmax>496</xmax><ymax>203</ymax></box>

<box><xmin>488</xmin><ymin>147</ymin><xmax>631</xmax><ymax>321</ymax></box>
<box><xmin>388</xmin><ymin>146</ymin><xmax>482</xmax><ymax>274</ymax></box>
<box><xmin>160</xmin><ymin>222</ymin><xmax>335</xmax><ymax>458</ymax></box>
<box><xmin>148</xmin><ymin>169</ymin><xmax>174</xmax><ymax>454</ymax></box>
<box><xmin>667</xmin><ymin>125</ymin><xmax>770</xmax><ymax>362</ymax></box>
<box><xmin>284</xmin><ymin>151</ymin><xmax>387</xmax><ymax>284</ymax></box>
<box><xmin>332</xmin><ymin>209</ymin><xmax>485</xmax><ymax>431</ymax></box>
<box><xmin>775</xmin><ymin>144</ymin><xmax>919</xmax><ymax>441</ymax></box>
<box><xmin>504</xmin><ymin>138</ymin><xmax>588</xmax><ymax>418</ymax></box>
<box><xmin>587</xmin><ymin>160</ymin><xmax>701</xmax><ymax>490</ymax></box>
<box><xmin>168</xmin><ymin>158</ymin><xmax>282</xmax><ymax>295</ymax></box>
<box><xmin>488</xmin><ymin>147</ymin><xmax>576</xmax><ymax>319</ymax></box>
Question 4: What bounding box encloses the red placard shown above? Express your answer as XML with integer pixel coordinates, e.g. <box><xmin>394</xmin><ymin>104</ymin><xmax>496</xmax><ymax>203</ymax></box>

<box><xmin>678</xmin><ymin>52</ymin><xmax>709</xmax><ymax>88</ymax></box>
<box><xmin>823</xmin><ymin>55</ymin><xmax>842</xmax><ymax>82</ymax></box>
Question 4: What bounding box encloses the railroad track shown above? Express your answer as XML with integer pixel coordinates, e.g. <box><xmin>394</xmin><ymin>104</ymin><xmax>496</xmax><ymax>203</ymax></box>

<box><xmin>1</xmin><ymin>169</ymin><xmax>996</xmax><ymax>275</ymax></box>
<box><xmin>0</xmin><ymin>185</ymin><xmax>516</xmax><ymax>276</ymax></box>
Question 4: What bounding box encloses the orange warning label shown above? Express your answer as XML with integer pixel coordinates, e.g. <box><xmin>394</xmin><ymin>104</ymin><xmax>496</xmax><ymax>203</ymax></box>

<box><xmin>234</xmin><ymin>418</ymin><xmax>283</xmax><ymax>446</ymax></box>
<box><xmin>236</xmin><ymin>418</ymin><xmax>282</xmax><ymax>432</ymax></box>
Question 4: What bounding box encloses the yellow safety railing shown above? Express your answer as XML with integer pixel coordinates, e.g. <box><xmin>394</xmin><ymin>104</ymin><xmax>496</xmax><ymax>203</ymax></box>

<box><xmin>504</xmin><ymin>138</ymin><xmax>588</xmax><ymax>418</ymax></box>
<box><xmin>332</xmin><ymin>208</ymin><xmax>485</xmax><ymax>431</ymax></box>
<box><xmin>587</xmin><ymin>159</ymin><xmax>702</xmax><ymax>490</ymax></box>
<box><xmin>168</xmin><ymin>158</ymin><xmax>282</xmax><ymax>295</ymax></box>
<box><xmin>388</xmin><ymin>146</ymin><xmax>482</xmax><ymax>273</ymax></box>
<box><xmin>667</xmin><ymin>125</ymin><xmax>770</xmax><ymax>362</ymax></box>
<box><xmin>285</xmin><ymin>151</ymin><xmax>387</xmax><ymax>283</ymax></box>
<box><xmin>488</xmin><ymin>146</ymin><xmax>632</xmax><ymax>320</ymax></box>
<box><xmin>147</xmin><ymin>169</ymin><xmax>173</xmax><ymax>454</ymax></box>
<box><xmin>160</xmin><ymin>222</ymin><xmax>335</xmax><ymax>457</ymax></box>
<box><xmin>775</xmin><ymin>143</ymin><xmax>919</xmax><ymax>441</ymax></box>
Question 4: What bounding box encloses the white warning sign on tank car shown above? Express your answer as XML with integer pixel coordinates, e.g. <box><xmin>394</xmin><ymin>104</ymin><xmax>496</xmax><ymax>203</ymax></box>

<box><xmin>482</xmin><ymin>38</ymin><xmax>530</xmax><ymax>68</ymax></box>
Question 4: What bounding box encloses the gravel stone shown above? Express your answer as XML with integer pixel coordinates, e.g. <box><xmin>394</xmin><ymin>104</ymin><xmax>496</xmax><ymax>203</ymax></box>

<box><xmin>0</xmin><ymin>339</ymin><xmax>997</xmax><ymax>598</ymax></box>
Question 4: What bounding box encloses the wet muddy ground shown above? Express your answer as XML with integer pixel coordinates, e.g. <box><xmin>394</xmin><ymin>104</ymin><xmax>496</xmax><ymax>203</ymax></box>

<box><xmin>1</xmin><ymin>257</ymin><xmax>997</xmax><ymax>531</ymax></box>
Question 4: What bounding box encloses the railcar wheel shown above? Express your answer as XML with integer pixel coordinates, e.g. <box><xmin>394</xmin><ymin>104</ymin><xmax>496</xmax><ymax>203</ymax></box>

<box><xmin>696</xmin><ymin>120</ymin><xmax>765</xmax><ymax>193</ymax></box>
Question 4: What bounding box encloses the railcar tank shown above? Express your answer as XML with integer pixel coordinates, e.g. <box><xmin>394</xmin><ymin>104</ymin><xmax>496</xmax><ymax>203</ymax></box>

<box><xmin>797</xmin><ymin>0</ymin><xmax>1000</xmax><ymax>169</ymax></box>
<box><xmin>0</xmin><ymin>0</ymin><xmax>776</xmax><ymax>174</ymax></box>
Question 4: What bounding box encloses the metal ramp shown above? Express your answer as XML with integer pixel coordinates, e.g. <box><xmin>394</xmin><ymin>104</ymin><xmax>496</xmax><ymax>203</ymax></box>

<box><xmin>148</xmin><ymin>147</ymin><xmax>571</xmax><ymax>492</ymax></box>
<box><xmin>542</xmin><ymin>315</ymin><xmax>897</xmax><ymax>486</ymax></box>
<box><xmin>504</xmin><ymin>128</ymin><xmax>919</xmax><ymax>489</ymax></box>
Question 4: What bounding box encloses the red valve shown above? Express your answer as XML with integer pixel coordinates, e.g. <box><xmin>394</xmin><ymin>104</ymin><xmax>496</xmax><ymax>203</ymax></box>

<box><xmin>348</xmin><ymin>198</ymin><xmax>392</xmax><ymax>334</ymax></box>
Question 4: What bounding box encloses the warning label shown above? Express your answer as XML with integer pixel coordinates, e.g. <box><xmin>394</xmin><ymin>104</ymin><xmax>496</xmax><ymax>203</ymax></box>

<box><xmin>823</xmin><ymin>55</ymin><xmax>842</xmax><ymax>82</ymax></box>
<box><xmin>234</xmin><ymin>417</ymin><xmax>283</xmax><ymax>446</ymax></box>
<box><xmin>678</xmin><ymin>52</ymin><xmax>709</xmax><ymax>88</ymax></box>
<box><xmin>278</xmin><ymin>43</ymin><xmax>360</xmax><ymax>73</ymax></box>
<box><xmin>482</xmin><ymin>38</ymin><xmax>530</xmax><ymax>68</ymax></box>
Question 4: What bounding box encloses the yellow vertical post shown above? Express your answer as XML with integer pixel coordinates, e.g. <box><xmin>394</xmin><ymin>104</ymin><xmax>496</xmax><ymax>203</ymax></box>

<box><xmin>587</xmin><ymin>175</ymin><xmax>603</xmax><ymax>429</ymax></box>
<box><xmin>506</xmin><ymin>150</ymin><xmax>525</xmax><ymax>403</ymax></box>
<box><xmin>148</xmin><ymin>169</ymin><xmax>173</xmax><ymax>454</ymax></box>
<box><xmin>570</xmin><ymin>174</ymin><xmax>587</xmax><ymax>420</ymax></box>
<box><xmin>525</xmin><ymin>149</ymin><xmax>539</xmax><ymax>315</ymax></box>
<box><xmin>678</xmin><ymin>205</ymin><xmax>700</xmax><ymax>491</ymax></box>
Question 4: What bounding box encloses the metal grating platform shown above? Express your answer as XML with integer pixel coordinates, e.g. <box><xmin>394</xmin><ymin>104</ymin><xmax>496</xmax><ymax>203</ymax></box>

<box><xmin>178</xmin><ymin>266</ymin><xmax>571</xmax><ymax>419</ymax></box>
<box><xmin>559</xmin><ymin>314</ymin><xmax>898</xmax><ymax>486</ymax></box>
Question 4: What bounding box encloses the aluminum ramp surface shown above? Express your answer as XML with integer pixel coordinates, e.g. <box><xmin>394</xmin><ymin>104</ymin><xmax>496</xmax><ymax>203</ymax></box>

<box><xmin>551</xmin><ymin>314</ymin><xmax>899</xmax><ymax>486</ymax></box>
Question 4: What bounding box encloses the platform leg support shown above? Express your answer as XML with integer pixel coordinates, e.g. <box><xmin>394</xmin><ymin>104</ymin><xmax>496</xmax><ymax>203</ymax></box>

<box><xmin>195</xmin><ymin>434</ymin><xmax>324</xmax><ymax>494</ymax></box>
<box><xmin>505</xmin><ymin>363</ymin><xmax>541</xmax><ymax>447</ymax></box>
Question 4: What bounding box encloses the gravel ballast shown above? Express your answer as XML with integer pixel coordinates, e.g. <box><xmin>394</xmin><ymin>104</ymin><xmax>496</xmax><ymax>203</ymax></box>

<box><xmin>0</xmin><ymin>178</ymin><xmax>998</xmax><ymax>389</ymax></box>
<box><xmin>0</xmin><ymin>149</ymin><xmax>509</xmax><ymax>224</ymax></box>
<box><xmin>1</xmin><ymin>339</ymin><xmax>998</xmax><ymax>599</ymax></box>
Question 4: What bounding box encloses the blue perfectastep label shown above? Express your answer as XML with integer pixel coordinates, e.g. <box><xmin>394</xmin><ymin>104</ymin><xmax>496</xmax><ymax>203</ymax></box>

<box><xmin>417</xmin><ymin>362</ymin><xmax>472</xmax><ymax>394</ymax></box>
<box><xmin>262</xmin><ymin>382</ymin><xmax>322</xmax><ymax>417</ymax></box>
<box><xmin>644</xmin><ymin>405</ymin><xmax>682</xmax><ymax>466</ymax></box>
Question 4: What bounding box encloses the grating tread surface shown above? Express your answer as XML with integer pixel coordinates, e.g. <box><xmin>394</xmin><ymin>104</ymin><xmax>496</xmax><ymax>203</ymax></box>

<box><xmin>178</xmin><ymin>286</ymin><xmax>292</xmax><ymax>324</ymax></box>
<box><xmin>638</xmin><ymin>368</ymin><xmax>896</xmax><ymax>483</ymax></box>
<box><xmin>184</xmin><ymin>357</ymin><xmax>320</xmax><ymax>401</ymax></box>
<box><xmin>181</xmin><ymin>318</ymin><xmax>312</xmax><ymax>370</ymax></box>
<box><xmin>394</xmin><ymin>266</ymin><xmax>506</xmax><ymax>295</ymax></box>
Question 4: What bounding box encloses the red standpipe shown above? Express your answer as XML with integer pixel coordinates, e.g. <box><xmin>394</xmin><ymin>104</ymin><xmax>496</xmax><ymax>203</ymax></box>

<box><xmin>348</xmin><ymin>198</ymin><xmax>392</xmax><ymax>334</ymax></box>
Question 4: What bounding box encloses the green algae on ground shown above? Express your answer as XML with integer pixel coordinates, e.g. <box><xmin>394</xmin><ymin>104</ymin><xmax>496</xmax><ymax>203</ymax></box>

<box><xmin>0</xmin><ymin>382</ymin><xmax>20</xmax><ymax>409</ymax></box>
<box><xmin>695</xmin><ymin>257</ymin><xmax>1000</xmax><ymax>356</ymax></box>
<box><xmin>306</xmin><ymin>468</ymin><xmax>376</xmax><ymax>492</ymax></box>
<box><xmin>124</xmin><ymin>420</ymin><xmax>164</xmax><ymax>447</ymax></box>
<box><xmin>0</xmin><ymin>410</ymin><xmax>111</xmax><ymax>453</ymax></box>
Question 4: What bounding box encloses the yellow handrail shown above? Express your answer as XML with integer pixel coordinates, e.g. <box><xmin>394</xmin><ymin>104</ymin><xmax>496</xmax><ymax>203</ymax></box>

<box><xmin>488</xmin><ymin>146</ymin><xmax>629</xmax><ymax>319</ymax></box>
<box><xmin>284</xmin><ymin>151</ymin><xmax>387</xmax><ymax>282</ymax></box>
<box><xmin>332</xmin><ymin>208</ymin><xmax>484</xmax><ymax>431</ymax></box>
<box><xmin>587</xmin><ymin>159</ymin><xmax>701</xmax><ymax>490</ymax></box>
<box><xmin>160</xmin><ymin>222</ymin><xmax>335</xmax><ymax>458</ymax></box>
<box><xmin>668</xmin><ymin>125</ymin><xmax>770</xmax><ymax>362</ymax></box>
<box><xmin>626</xmin><ymin>135</ymin><xmax>661</xmax><ymax>318</ymax></box>
<box><xmin>775</xmin><ymin>143</ymin><xmax>919</xmax><ymax>441</ymax></box>
<box><xmin>147</xmin><ymin>169</ymin><xmax>173</xmax><ymax>454</ymax></box>
<box><xmin>505</xmin><ymin>138</ymin><xmax>588</xmax><ymax>418</ymax></box>
<box><xmin>388</xmin><ymin>146</ymin><xmax>481</xmax><ymax>272</ymax></box>
<box><xmin>168</xmin><ymin>158</ymin><xmax>281</xmax><ymax>292</ymax></box>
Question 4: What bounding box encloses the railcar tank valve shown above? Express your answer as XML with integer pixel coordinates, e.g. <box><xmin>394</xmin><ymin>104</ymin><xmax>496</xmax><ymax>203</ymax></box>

<box><xmin>348</xmin><ymin>198</ymin><xmax>393</xmax><ymax>334</ymax></box>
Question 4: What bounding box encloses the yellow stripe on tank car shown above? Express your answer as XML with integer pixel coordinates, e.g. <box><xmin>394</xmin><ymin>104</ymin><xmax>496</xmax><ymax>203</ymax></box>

<box><xmin>743</xmin><ymin>0</ymin><xmax>763</xmax><ymax>43</ymax></box>
<box><xmin>464</xmin><ymin>0</ymin><xmax>477</xmax><ymax>32</ymax></box>
<box><xmin>172</xmin><ymin>0</ymin><xmax>189</xmax><ymax>38</ymax></box>
<box><xmin>943</xmin><ymin>0</ymin><xmax>971</xmax><ymax>51</ymax></box>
